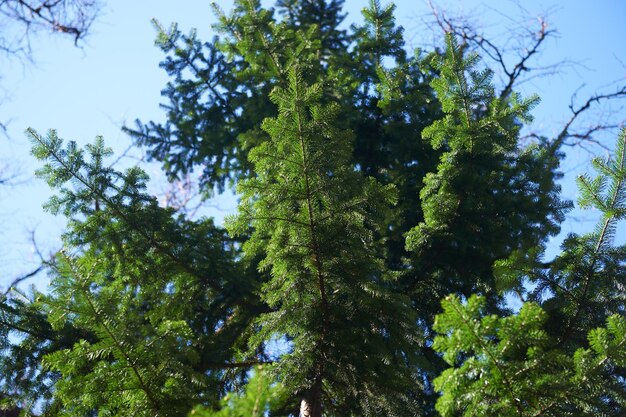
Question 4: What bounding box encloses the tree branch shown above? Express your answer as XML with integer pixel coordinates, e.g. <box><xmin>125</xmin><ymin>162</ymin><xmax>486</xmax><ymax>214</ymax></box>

<box><xmin>549</xmin><ymin>86</ymin><xmax>626</xmax><ymax>153</ymax></box>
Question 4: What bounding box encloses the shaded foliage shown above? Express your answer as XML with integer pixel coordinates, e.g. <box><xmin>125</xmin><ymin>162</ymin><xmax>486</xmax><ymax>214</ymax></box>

<box><xmin>0</xmin><ymin>1</ymin><xmax>624</xmax><ymax>416</ymax></box>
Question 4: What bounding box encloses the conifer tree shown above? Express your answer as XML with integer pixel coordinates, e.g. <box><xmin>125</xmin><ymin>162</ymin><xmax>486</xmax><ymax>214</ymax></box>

<box><xmin>11</xmin><ymin>129</ymin><xmax>266</xmax><ymax>415</ymax></box>
<box><xmin>227</xmin><ymin>67</ymin><xmax>418</xmax><ymax>416</ymax></box>
<box><xmin>0</xmin><ymin>288</ymin><xmax>76</xmax><ymax>414</ymax></box>
<box><xmin>1</xmin><ymin>1</ymin><xmax>624</xmax><ymax>416</ymax></box>
<box><xmin>432</xmin><ymin>129</ymin><xmax>626</xmax><ymax>416</ymax></box>
<box><xmin>405</xmin><ymin>34</ymin><xmax>568</xmax><ymax>306</ymax></box>
<box><xmin>276</xmin><ymin>0</ymin><xmax>347</xmax><ymax>54</ymax></box>
<box><xmin>433</xmin><ymin>295</ymin><xmax>626</xmax><ymax>416</ymax></box>
<box><xmin>191</xmin><ymin>366</ymin><xmax>287</xmax><ymax>417</ymax></box>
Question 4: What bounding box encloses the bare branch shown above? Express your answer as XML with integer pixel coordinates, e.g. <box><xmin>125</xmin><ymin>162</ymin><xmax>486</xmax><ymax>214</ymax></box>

<box><xmin>0</xmin><ymin>0</ymin><xmax>102</xmax><ymax>60</ymax></box>
<box><xmin>155</xmin><ymin>172</ymin><xmax>231</xmax><ymax>219</ymax></box>
<box><xmin>549</xmin><ymin>86</ymin><xmax>626</xmax><ymax>153</ymax></box>
<box><xmin>424</xmin><ymin>1</ymin><xmax>626</xmax><ymax>156</ymax></box>
<box><xmin>0</xmin><ymin>167</ymin><xmax>21</xmax><ymax>185</ymax></box>
<box><xmin>3</xmin><ymin>228</ymin><xmax>55</xmax><ymax>295</ymax></box>
<box><xmin>3</xmin><ymin>264</ymin><xmax>45</xmax><ymax>295</ymax></box>
<box><xmin>0</xmin><ymin>1</ymin><xmax>103</xmax><ymax>131</ymax></box>
<box><xmin>425</xmin><ymin>0</ymin><xmax>572</xmax><ymax>99</ymax></box>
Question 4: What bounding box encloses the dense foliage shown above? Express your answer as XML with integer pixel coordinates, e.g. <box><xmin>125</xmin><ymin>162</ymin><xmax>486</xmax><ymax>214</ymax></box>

<box><xmin>1</xmin><ymin>1</ymin><xmax>624</xmax><ymax>416</ymax></box>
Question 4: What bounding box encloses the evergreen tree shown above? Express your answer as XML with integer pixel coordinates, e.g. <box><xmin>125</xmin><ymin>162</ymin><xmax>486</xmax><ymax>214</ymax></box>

<box><xmin>276</xmin><ymin>0</ymin><xmax>348</xmax><ymax>54</ymax></box>
<box><xmin>397</xmin><ymin>34</ymin><xmax>568</xmax><ymax>409</ymax></box>
<box><xmin>0</xmin><ymin>287</ymin><xmax>77</xmax><ymax>414</ymax></box>
<box><xmin>227</xmin><ymin>68</ymin><xmax>417</xmax><ymax>416</ymax></box>
<box><xmin>405</xmin><ymin>34</ymin><xmax>568</xmax><ymax>306</ymax></box>
<box><xmin>191</xmin><ymin>366</ymin><xmax>287</xmax><ymax>417</ymax></box>
<box><xmin>0</xmin><ymin>1</ymin><xmax>624</xmax><ymax>416</ymax></box>
<box><xmin>432</xmin><ymin>128</ymin><xmax>626</xmax><ymax>416</ymax></box>
<box><xmin>9</xmin><ymin>129</ymin><xmax>266</xmax><ymax>415</ymax></box>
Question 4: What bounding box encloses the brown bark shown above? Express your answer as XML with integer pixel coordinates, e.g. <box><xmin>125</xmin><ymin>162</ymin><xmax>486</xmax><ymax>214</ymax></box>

<box><xmin>299</xmin><ymin>379</ymin><xmax>323</xmax><ymax>417</ymax></box>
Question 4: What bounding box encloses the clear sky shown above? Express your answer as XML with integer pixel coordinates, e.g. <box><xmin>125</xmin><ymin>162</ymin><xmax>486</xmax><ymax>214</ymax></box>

<box><xmin>1</xmin><ymin>0</ymin><xmax>625</xmax><ymax>289</ymax></box>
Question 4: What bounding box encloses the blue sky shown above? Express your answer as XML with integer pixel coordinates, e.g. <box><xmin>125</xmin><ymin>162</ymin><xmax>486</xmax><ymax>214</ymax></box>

<box><xmin>1</xmin><ymin>0</ymin><xmax>625</xmax><ymax>288</ymax></box>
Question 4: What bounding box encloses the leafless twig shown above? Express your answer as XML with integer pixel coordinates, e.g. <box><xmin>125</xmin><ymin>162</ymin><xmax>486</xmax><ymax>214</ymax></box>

<box><xmin>0</xmin><ymin>0</ymin><xmax>102</xmax><ymax>63</ymax></box>
<box><xmin>3</xmin><ymin>264</ymin><xmax>45</xmax><ymax>295</ymax></box>
<box><xmin>548</xmin><ymin>86</ymin><xmax>626</xmax><ymax>153</ymax></box>
<box><xmin>426</xmin><ymin>0</ymin><xmax>572</xmax><ymax>99</ymax></box>
<box><xmin>156</xmin><ymin>173</ymin><xmax>221</xmax><ymax>219</ymax></box>
<box><xmin>3</xmin><ymin>228</ymin><xmax>55</xmax><ymax>295</ymax></box>
<box><xmin>424</xmin><ymin>1</ymin><xmax>626</xmax><ymax>155</ymax></box>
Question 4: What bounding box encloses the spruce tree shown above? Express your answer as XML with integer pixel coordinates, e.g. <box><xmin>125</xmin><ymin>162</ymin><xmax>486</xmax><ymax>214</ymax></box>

<box><xmin>405</xmin><ymin>34</ymin><xmax>568</xmax><ymax>307</ymax></box>
<box><xmin>191</xmin><ymin>366</ymin><xmax>287</xmax><ymax>416</ymax></box>
<box><xmin>432</xmin><ymin>129</ymin><xmax>626</xmax><ymax>416</ymax></box>
<box><xmin>1</xmin><ymin>1</ymin><xmax>624</xmax><ymax>416</ymax></box>
<box><xmin>14</xmin><ymin>129</ymin><xmax>266</xmax><ymax>415</ymax></box>
<box><xmin>398</xmin><ymin>34</ymin><xmax>568</xmax><ymax>409</ymax></box>
<box><xmin>227</xmin><ymin>67</ymin><xmax>417</xmax><ymax>416</ymax></box>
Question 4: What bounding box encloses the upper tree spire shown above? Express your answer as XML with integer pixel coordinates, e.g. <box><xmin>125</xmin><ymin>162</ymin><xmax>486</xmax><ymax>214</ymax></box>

<box><xmin>406</xmin><ymin>34</ymin><xmax>568</xmax><ymax>306</ymax></box>
<box><xmin>276</xmin><ymin>0</ymin><xmax>348</xmax><ymax>53</ymax></box>
<box><xmin>227</xmin><ymin>66</ymin><xmax>419</xmax><ymax>416</ymax></box>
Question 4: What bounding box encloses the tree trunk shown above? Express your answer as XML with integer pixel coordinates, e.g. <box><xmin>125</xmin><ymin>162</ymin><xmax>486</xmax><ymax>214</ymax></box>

<box><xmin>299</xmin><ymin>380</ymin><xmax>323</xmax><ymax>417</ymax></box>
<box><xmin>0</xmin><ymin>407</ymin><xmax>21</xmax><ymax>417</ymax></box>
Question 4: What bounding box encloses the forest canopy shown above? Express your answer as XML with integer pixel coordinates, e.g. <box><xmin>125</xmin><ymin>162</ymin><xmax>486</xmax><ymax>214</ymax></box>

<box><xmin>1</xmin><ymin>1</ymin><xmax>625</xmax><ymax>416</ymax></box>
